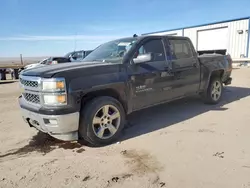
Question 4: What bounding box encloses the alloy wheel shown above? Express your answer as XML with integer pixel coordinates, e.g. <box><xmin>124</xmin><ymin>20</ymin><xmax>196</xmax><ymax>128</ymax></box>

<box><xmin>92</xmin><ymin>105</ymin><xmax>121</xmax><ymax>139</ymax></box>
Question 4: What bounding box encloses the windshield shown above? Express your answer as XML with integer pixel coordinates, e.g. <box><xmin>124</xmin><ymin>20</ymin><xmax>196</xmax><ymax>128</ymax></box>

<box><xmin>82</xmin><ymin>38</ymin><xmax>137</xmax><ymax>63</ymax></box>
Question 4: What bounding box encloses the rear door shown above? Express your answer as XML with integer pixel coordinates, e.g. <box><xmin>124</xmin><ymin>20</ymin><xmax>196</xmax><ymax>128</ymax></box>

<box><xmin>129</xmin><ymin>37</ymin><xmax>175</xmax><ymax>110</ymax></box>
<box><xmin>168</xmin><ymin>38</ymin><xmax>201</xmax><ymax>97</ymax></box>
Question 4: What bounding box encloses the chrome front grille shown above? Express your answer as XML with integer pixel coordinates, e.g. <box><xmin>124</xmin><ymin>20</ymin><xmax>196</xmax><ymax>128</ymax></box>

<box><xmin>20</xmin><ymin>78</ymin><xmax>38</xmax><ymax>88</ymax></box>
<box><xmin>19</xmin><ymin>76</ymin><xmax>41</xmax><ymax>105</ymax></box>
<box><xmin>23</xmin><ymin>93</ymin><xmax>40</xmax><ymax>104</ymax></box>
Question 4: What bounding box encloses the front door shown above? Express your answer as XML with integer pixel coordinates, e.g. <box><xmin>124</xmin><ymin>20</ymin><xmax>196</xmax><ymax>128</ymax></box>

<box><xmin>128</xmin><ymin>38</ymin><xmax>175</xmax><ymax>110</ymax></box>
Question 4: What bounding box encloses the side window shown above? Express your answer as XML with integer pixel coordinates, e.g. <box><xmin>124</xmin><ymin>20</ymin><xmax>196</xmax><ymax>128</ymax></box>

<box><xmin>72</xmin><ymin>51</ymin><xmax>84</xmax><ymax>60</ymax></box>
<box><xmin>138</xmin><ymin>46</ymin><xmax>145</xmax><ymax>54</ymax></box>
<box><xmin>79</xmin><ymin>51</ymin><xmax>84</xmax><ymax>59</ymax></box>
<box><xmin>75</xmin><ymin>52</ymin><xmax>82</xmax><ymax>59</ymax></box>
<box><xmin>84</xmin><ymin>51</ymin><xmax>92</xmax><ymax>57</ymax></box>
<box><xmin>169</xmin><ymin>39</ymin><xmax>193</xmax><ymax>59</ymax></box>
<box><xmin>136</xmin><ymin>39</ymin><xmax>166</xmax><ymax>62</ymax></box>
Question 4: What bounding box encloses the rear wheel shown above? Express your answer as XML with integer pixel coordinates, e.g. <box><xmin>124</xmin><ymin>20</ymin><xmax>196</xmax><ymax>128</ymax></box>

<box><xmin>79</xmin><ymin>96</ymin><xmax>125</xmax><ymax>146</ymax></box>
<box><xmin>202</xmin><ymin>77</ymin><xmax>223</xmax><ymax>104</ymax></box>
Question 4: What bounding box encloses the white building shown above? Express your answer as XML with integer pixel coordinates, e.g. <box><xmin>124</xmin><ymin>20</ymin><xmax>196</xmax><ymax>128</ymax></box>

<box><xmin>142</xmin><ymin>17</ymin><xmax>250</xmax><ymax>59</ymax></box>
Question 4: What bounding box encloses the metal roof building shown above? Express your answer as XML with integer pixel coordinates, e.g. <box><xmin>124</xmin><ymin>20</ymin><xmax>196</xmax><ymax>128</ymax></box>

<box><xmin>143</xmin><ymin>17</ymin><xmax>250</xmax><ymax>59</ymax></box>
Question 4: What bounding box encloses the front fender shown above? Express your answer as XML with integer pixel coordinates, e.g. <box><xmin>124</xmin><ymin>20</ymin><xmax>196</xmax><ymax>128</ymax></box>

<box><xmin>67</xmin><ymin>72</ymin><xmax>130</xmax><ymax>112</ymax></box>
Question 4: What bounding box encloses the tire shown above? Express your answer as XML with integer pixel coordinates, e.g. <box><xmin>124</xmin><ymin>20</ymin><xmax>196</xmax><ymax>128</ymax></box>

<box><xmin>79</xmin><ymin>96</ymin><xmax>125</xmax><ymax>147</ymax></box>
<box><xmin>202</xmin><ymin>76</ymin><xmax>223</xmax><ymax>104</ymax></box>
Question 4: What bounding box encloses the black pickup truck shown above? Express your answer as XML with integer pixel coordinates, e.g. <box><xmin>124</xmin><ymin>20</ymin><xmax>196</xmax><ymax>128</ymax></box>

<box><xmin>19</xmin><ymin>35</ymin><xmax>232</xmax><ymax>146</ymax></box>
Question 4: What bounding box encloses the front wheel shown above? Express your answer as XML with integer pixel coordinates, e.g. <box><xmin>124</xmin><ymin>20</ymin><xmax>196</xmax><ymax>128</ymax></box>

<box><xmin>202</xmin><ymin>77</ymin><xmax>223</xmax><ymax>104</ymax></box>
<box><xmin>79</xmin><ymin>96</ymin><xmax>125</xmax><ymax>146</ymax></box>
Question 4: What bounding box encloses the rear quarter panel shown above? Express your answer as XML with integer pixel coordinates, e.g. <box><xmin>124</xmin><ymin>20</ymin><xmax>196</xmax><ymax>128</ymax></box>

<box><xmin>198</xmin><ymin>55</ymin><xmax>232</xmax><ymax>91</ymax></box>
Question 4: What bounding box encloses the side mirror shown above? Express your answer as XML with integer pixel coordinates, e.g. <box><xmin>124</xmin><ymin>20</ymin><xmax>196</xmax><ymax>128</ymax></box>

<box><xmin>133</xmin><ymin>53</ymin><xmax>153</xmax><ymax>64</ymax></box>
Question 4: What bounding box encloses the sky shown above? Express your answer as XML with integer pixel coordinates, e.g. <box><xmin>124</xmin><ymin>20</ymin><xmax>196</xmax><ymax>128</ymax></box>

<box><xmin>0</xmin><ymin>0</ymin><xmax>250</xmax><ymax>57</ymax></box>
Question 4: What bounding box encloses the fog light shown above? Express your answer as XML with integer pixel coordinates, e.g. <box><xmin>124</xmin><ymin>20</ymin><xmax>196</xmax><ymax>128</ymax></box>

<box><xmin>49</xmin><ymin>119</ymin><xmax>57</xmax><ymax>125</ymax></box>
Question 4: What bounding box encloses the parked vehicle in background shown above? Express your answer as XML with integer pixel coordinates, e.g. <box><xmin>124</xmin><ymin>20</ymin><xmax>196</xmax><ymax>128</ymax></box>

<box><xmin>18</xmin><ymin>35</ymin><xmax>232</xmax><ymax>146</ymax></box>
<box><xmin>65</xmin><ymin>50</ymin><xmax>93</xmax><ymax>61</ymax></box>
<box><xmin>19</xmin><ymin>51</ymin><xmax>93</xmax><ymax>75</ymax></box>
<box><xmin>43</xmin><ymin>56</ymin><xmax>71</xmax><ymax>65</ymax></box>
<box><xmin>18</xmin><ymin>58</ymin><xmax>49</xmax><ymax>74</ymax></box>
<box><xmin>23</xmin><ymin>58</ymin><xmax>49</xmax><ymax>70</ymax></box>
<box><xmin>19</xmin><ymin>56</ymin><xmax>71</xmax><ymax>74</ymax></box>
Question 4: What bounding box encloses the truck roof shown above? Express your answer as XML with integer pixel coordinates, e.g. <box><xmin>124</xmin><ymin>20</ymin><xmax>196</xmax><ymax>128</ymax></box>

<box><xmin>116</xmin><ymin>35</ymin><xmax>190</xmax><ymax>42</ymax></box>
<box><xmin>141</xmin><ymin>35</ymin><xmax>189</xmax><ymax>40</ymax></box>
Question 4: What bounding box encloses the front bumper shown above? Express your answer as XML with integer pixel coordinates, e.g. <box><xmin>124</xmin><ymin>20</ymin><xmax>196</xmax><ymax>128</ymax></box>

<box><xmin>21</xmin><ymin>108</ymin><xmax>79</xmax><ymax>141</ymax></box>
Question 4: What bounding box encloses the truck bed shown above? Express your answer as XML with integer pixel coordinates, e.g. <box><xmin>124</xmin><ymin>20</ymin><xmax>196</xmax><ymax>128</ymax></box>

<box><xmin>198</xmin><ymin>53</ymin><xmax>232</xmax><ymax>70</ymax></box>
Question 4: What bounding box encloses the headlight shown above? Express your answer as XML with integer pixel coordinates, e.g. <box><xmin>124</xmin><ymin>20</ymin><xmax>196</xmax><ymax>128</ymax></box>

<box><xmin>41</xmin><ymin>78</ymin><xmax>67</xmax><ymax>106</ymax></box>
<box><xmin>43</xmin><ymin>94</ymin><xmax>67</xmax><ymax>106</ymax></box>
<box><xmin>42</xmin><ymin>78</ymin><xmax>65</xmax><ymax>91</ymax></box>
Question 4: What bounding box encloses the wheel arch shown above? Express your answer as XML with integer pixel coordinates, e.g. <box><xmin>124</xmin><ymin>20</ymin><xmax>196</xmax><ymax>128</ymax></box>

<box><xmin>205</xmin><ymin>69</ymin><xmax>225</xmax><ymax>90</ymax></box>
<box><xmin>80</xmin><ymin>87</ymin><xmax>128</xmax><ymax>114</ymax></box>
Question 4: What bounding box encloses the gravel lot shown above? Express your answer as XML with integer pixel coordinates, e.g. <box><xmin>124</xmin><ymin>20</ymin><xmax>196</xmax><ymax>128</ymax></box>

<box><xmin>0</xmin><ymin>68</ymin><xmax>250</xmax><ymax>188</ymax></box>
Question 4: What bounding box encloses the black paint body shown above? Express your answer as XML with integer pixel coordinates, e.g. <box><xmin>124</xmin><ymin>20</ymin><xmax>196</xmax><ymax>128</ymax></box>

<box><xmin>20</xmin><ymin>36</ymin><xmax>232</xmax><ymax>115</ymax></box>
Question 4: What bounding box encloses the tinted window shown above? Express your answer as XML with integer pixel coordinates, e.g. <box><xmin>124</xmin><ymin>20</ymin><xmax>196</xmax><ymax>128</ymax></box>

<box><xmin>84</xmin><ymin>50</ymin><xmax>92</xmax><ymax>57</ymax></box>
<box><xmin>169</xmin><ymin>39</ymin><xmax>193</xmax><ymax>59</ymax></box>
<box><xmin>136</xmin><ymin>39</ymin><xmax>166</xmax><ymax>61</ymax></box>
<box><xmin>75</xmin><ymin>51</ymin><xmax>84</xmax><ymax>59</ymax></box>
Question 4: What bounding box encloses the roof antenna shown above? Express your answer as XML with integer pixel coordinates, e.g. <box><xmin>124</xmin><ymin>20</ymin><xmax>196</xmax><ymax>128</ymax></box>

<box><xmin>133</xmin><ymin>34</ymin><xmax>138</xmax><ymax>37</ymax></box>
<box><xmin>74</xmin><ymin>32</ymin><xmax>77</xmax><ymax>51</ymax></box>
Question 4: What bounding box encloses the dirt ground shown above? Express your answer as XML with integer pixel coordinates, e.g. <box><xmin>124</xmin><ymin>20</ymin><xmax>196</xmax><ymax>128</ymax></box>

<box><xmin>0</xmin><ymin>68</ymin><xmax>250</xmax><ymax>188</ymax></box>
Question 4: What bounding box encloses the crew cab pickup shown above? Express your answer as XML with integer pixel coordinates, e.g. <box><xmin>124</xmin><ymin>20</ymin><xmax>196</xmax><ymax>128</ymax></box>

<box><xmin>18</xmin><ymin>35</ymin><xmax>232</xmax><ymax>146</ymax></box>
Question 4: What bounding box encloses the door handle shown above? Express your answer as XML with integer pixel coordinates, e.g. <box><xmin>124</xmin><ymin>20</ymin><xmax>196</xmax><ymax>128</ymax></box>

<box><xmin>193</xmin><ymin>63</ymin><xmax>198</xmax><ymax>68</ymax></box>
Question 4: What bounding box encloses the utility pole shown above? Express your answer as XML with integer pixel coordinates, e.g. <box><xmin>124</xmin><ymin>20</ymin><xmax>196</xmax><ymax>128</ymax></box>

<box><xmin>20</xmin><ymin>54</ymin><xmax>23</xmax><ymax>65</ymax></box>
<box><xmin>74</xmin><ymin>32</ymin><xmax>77</xmax><ymax>51</ymax></box>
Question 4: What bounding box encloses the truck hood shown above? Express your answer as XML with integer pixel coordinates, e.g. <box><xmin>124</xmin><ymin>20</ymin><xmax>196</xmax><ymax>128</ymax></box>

<box><xmin>20</xmin><ymin>61</ymin><xmax>116</xmax><ymax>78</ymax></box>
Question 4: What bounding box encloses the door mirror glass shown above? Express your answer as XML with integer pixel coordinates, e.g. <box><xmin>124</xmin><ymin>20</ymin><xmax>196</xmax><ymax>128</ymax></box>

<box><xmin>133</xmin><ymin>53</ymin><xmax>153</xmax><ymax>64</ymax></box>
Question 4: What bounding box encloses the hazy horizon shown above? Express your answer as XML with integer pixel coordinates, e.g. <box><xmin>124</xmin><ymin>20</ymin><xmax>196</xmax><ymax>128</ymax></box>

<box><xmin>0</xmin><ymin>56</ymin><xmax>51</xmax><ymax>59</ymax></box>
<box><xmin>0</xmin><ymin>56</ymin><xmax>48</xmax><ymax>65</ymax></box>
